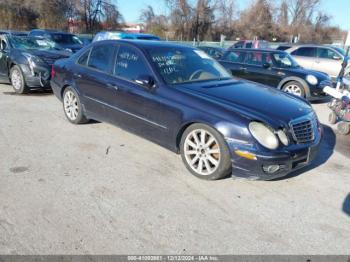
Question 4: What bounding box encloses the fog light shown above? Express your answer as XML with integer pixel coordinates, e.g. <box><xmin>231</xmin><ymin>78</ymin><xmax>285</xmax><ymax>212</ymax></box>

<box><xmin>263</xmin><ymin>165</ymin><xmax>280</xmax><ymax>174</ymax></box>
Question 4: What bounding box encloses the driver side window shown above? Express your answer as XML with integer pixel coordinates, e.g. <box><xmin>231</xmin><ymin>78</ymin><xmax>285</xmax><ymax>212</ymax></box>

<box><xmin>317</xmin><ymin>48</ymin><xmax>339</xmax><ymax>60</ymax></box>
<box><xmin>114</xmin><ymin>45</ymin><xmax>151</xmax><ymax>83</ymax></box>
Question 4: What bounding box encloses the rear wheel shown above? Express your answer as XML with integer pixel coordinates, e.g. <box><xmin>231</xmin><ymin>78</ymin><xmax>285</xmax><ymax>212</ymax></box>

<box><xmin>10</xmin><ymin>65</ymin><xmax>28</xmax><ymax>94</ymax></box>
<box><xmin>63</xmin><ymin>87</ymin><xmax>88</xmax><ymax>124</ymax></box>
<box><xmin>282</xmin><ymin>81</ymin><xmax>305</xmax><ymax>98</ymax></box>
<box><xmin>180</xmin><ymin>124</ymin><xmax>232</xmax><ymax>180</ymax></box>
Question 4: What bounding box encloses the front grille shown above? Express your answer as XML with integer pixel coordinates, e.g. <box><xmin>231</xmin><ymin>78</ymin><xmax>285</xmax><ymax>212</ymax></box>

<box><xmin>290</xmin><ymin>117</ymin><xmax>315</xmax><ymax>144</ymax></box>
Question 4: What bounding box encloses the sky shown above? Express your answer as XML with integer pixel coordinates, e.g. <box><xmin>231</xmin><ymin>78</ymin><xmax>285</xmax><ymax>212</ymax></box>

<box><xmin>116</xmin><ymin>0</ymin><xmax>350</xmax><ymax>31</ymax></box>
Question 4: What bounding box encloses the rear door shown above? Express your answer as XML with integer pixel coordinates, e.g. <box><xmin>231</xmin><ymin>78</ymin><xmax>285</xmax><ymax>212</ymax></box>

<box><xmin>316</xmin><ymin>47</ymin><xmax>342</xmax><ymax>78</ymax></box>
<box><xmin>219</xmin><ymin>50</ymin><xmax>246</xmax><ymax>79</ymax></box>
<box><xmin>290</xmin><ymin>47</ymin><xmax>317</xmax><ymax>70</ymax></box>
<box><xmin>243</xmin><ymin>51</ymin><xmax>267</xmax><ymax>84</ymax></box>
<box><xmin>73</xmin><ymin>42</ymin><xmax>118</xmax><ymax>120</ymax></box>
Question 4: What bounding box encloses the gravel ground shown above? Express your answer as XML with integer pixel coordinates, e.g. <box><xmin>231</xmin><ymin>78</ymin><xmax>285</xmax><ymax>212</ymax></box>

<box><xmin>0</xmin><ymin>83</ymin><xmax>349</xmax><ymax>254</ymax></box>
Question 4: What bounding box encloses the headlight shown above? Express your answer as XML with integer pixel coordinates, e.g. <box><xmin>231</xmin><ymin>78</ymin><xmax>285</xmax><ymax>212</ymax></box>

<box><xmin>249</xmin><ymin>122</ymin><xmax>279</xmax><ymax>150</ymax></box>
<box><xmin>277</xmin><ymin>130</ymin><xmax>289</xmax><ymax>146</ymax></box>
<box><xmin>306</xmin><ymin>75</ymin><xmax>318</xmax><ymax>85</ymax></box>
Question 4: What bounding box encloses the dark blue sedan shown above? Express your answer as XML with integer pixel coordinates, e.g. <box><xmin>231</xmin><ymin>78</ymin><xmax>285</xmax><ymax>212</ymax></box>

<box><xmin>51</xmin><ymin>40</ymin><xmax>322</xmax><ymax>180</ymax></box>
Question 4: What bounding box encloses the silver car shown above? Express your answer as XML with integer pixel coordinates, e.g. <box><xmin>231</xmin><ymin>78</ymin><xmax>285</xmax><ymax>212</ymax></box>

<box><xmin>286</xmin><ymin>45</ymin><xmax>349</xmax><ymax>80</ymax></box>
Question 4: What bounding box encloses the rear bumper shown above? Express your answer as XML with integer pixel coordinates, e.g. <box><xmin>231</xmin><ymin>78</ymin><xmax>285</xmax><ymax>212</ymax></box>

<box><xmin>227</xmin><ymin>129</ymin><xmax>323</xmax><ymax>180</ymax></box>
<box><xmin>50</xmin><ymin>78</ymin><xmax>65</xmax><ymax>101</ymax></box>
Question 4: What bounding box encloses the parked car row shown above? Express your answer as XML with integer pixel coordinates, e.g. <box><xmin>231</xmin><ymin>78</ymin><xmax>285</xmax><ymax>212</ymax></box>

<box><xmin>0</xmin><ymin>33</ymin><xmax>323</xmax><ymax>181</ymax></box>
<box><xmin>218</xmin><ymin>48</ymin><xmax>332</xmax><ymax>100</ymax></box>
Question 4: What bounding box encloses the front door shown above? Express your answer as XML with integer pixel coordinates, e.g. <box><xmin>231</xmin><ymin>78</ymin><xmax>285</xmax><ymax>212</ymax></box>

<box><xmin>316</xmin><ymin>47</ymin><xmax>342</xmax><ymax>79</ymax></box>
<box><xmin>106</xmin><ymin>44</ymin><xmax>176</xmax><ymax>147</ymax></box>
<box><xmin>290</xmin><ymin>47</ymin><xmax>317</xmax><ymax>71</ymax></box>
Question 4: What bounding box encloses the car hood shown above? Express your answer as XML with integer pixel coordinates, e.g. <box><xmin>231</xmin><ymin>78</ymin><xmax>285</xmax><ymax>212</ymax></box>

<box><xmin>24</xmin><ymin>49</ymin><xmax>71</xmax><ymax>59</ymax></box>
<box><xmin>177</xmin><ymin>79</ymin><xmax>313</xmax><ymax>128</ymax></box>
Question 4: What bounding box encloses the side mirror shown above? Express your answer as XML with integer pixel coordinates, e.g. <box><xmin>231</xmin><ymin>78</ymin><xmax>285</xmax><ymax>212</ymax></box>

<box><xmin>263</xmin><ymin>62</ymin><xmax>271</xmax><ymax>69</ymax></box>
<box><xmin>135</xmin><ymin>75</ymin><xmax>156</xmax><ymax>89</ymax></box>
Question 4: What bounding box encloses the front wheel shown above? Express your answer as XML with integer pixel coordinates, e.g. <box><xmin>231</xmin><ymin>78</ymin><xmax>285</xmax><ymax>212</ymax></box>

<box><xmin>180</xmin><ymin>124</ymin><xmax>232</xmax><ymax>180</ymax></box>
<box><xmin>282</xmin><ymin>81</ymin><xmax>305</xmax><ymax>98</ymax></box>
<box><xmin>63</xmin><ymin>87</ymin><xmax>88</xmax><ymax>124</ymax></box>
<box><xmin>10</xmin><ymin>65</ymin><xmax>28</xmax><ymax>94</ymax></box>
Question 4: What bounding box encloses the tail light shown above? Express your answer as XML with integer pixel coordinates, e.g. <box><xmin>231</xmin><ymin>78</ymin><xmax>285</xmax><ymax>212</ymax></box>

<box><xmin>51</xmin><ymin>66</ymin><xmax>56</xmax><ymax>78</ymax></box>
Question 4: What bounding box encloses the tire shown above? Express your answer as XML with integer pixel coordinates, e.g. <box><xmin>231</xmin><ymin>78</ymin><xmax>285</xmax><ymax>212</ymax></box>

<box><xmin>282</xmin><ymin>81</ymin><xmax>305</xmax><ymax>98</ymax></box>
<box><xmin>180</xmin><ymin>123</ymin><xmax>232</xmax><ymax>180</ymax></box>
<box><xmin>328</xmin><ymin>111</ymin><xmax>337</xmax><ymax>125</ymax></box>
<box><xmin>62</xmin><ymin>87</ymin><xmax>88</xmax><ymax>124</ymax></box>
<box><xmin>337</xmin><ymin>122</ymin><xmax>350</xmax><ymax>135</ymax></box>
<box><xmin>10</xmin><ymin>65</ymin><xmax>28</xmax><ymax>94</ymax></box>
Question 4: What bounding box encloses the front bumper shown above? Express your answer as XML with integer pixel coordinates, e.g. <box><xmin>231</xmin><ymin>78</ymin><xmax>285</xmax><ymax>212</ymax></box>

<box><xmin>307</xmin><ymin>80</ymin><xmax>334</xmax><ymax>100</ymax></box>
<box><xmin>19</xmin><ymin>64</ymin><xmax>51</xmax><ymax>88</ymax></box>
<box><xmin>227</xmin><ymin>130</ymin><xmax>322</xmax><ymax>181</ymax></box>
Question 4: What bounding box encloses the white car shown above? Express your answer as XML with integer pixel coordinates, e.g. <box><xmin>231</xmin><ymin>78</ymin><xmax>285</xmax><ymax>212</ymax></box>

<box><xmin>286</xmin><ymin>45</ymin><xmax>349</xmax><ymax>80</ymax></box>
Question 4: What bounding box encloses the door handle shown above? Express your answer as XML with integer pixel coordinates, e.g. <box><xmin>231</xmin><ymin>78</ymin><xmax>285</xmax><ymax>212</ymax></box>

<box><xmin>239</xmin><ymin>67</ymin><xmax>247</xmax><ymax>71</ymax></box>
<box><xmin>277</xmin><ymin>71</ymin><xmax>285</xmax><ymax>76</ymax></box>
<box><xmin>107</xmin><ymin>83</ymin><xmax>119</xmax><ymax>91</ymax></box>
<box><xmin>74</xmin><ymin>73</ymin><xmax>82</xmax><ymax>78</ymax></box>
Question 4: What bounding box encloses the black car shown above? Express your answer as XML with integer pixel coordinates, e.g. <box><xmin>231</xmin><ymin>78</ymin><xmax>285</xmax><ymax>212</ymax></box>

<box><xmin>29</xmin><ymin>30</ymin><xmax>83</xmax><ymax>53</ymax></box>
<box><xmin>0</xmin><ymin>34</ymin><xmax>71</xmax><ymax>93</ymax></box>
<box><xmin>219</xmin><ymin>48</ymin><xmax>332</xmax><ymax>100</ymax></box>
<box><xmin>51</xmin><ymin>40</ymin><xmax>322</xmax><ymax>181</ymax></box>
<box><xmin>197</xmin><ymin>46</ymin><xmax>226</xmax><ymax>60</ymax></box>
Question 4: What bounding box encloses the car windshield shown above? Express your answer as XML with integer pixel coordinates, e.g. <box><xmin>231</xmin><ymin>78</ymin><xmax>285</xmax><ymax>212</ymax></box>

<box><xmin>147</xmin><ymin>47</ymin><xmax>231</xmax><ymax>84</ymax></box>
<box><xmin>272</xmin><ymin>52</ymin><xmax>299</xmax><ymax>68</ymax></box>
<box><xmin>9</xmin><ymin>36</ymin><xmax>63</xmax><ymax>51</ymax></box>
<box><xmin>51</xmin><ymin>34</ymin><xmax>82</xmax><ymax>45</ymax></box>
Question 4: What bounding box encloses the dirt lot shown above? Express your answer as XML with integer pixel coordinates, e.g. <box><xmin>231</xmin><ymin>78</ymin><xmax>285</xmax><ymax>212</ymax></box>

<box><xmin>0</xmin><ymin>83</ymin><xmax>349</xmax><ymax>254</ymax></box>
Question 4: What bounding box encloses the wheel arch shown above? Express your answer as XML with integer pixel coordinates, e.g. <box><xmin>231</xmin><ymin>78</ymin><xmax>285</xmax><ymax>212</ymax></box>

<box><xmin>175</xmin><ymin>119</ymin><xmax>241</xmax><ymax>152</ymax></box>
<box><xmin>278</xmin><ymin>76</ymin><xmax>311</xmax><ymax>98</ymax></box>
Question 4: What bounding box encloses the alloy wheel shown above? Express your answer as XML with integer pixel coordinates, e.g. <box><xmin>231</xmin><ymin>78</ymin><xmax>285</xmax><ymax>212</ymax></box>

<box><xmin>11</xmin><ymin>69</ymin><xmax>22</xmax><ymax>90</ymax></box>
<box><xmin>64</xmin><ymin>90</ymin><xmax>79</xmax><ymax>121</ymax></box>
<box><xmin>284</xmin><ymin>84</ymin><xmax>303</xmax><ymax>96</ymax></box>
<box><xmin>183</xmin><ymin>129</ymin><xmax>221</xmax><ymax>176</ymax></box>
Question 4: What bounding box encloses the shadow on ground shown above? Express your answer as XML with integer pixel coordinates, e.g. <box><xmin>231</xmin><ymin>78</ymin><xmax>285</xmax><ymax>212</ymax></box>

<box><xmin>310</xmin><ymin>97</ymin><xmax>332</xmax><ymax>104</ymax></box>
<box><xmin>3</xmin><ymin>90</ymin><xmax>53</xmax><ymax>97</ymax></box>
<box><xmin>343</xmin><ymin>194</ymin><xmax>350</xmax><ymax>216</ymax></box>
<box><xmin>274</xmin><ymin>124</ymin><xmax>336</xmax><ymax>180</ymax></box>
